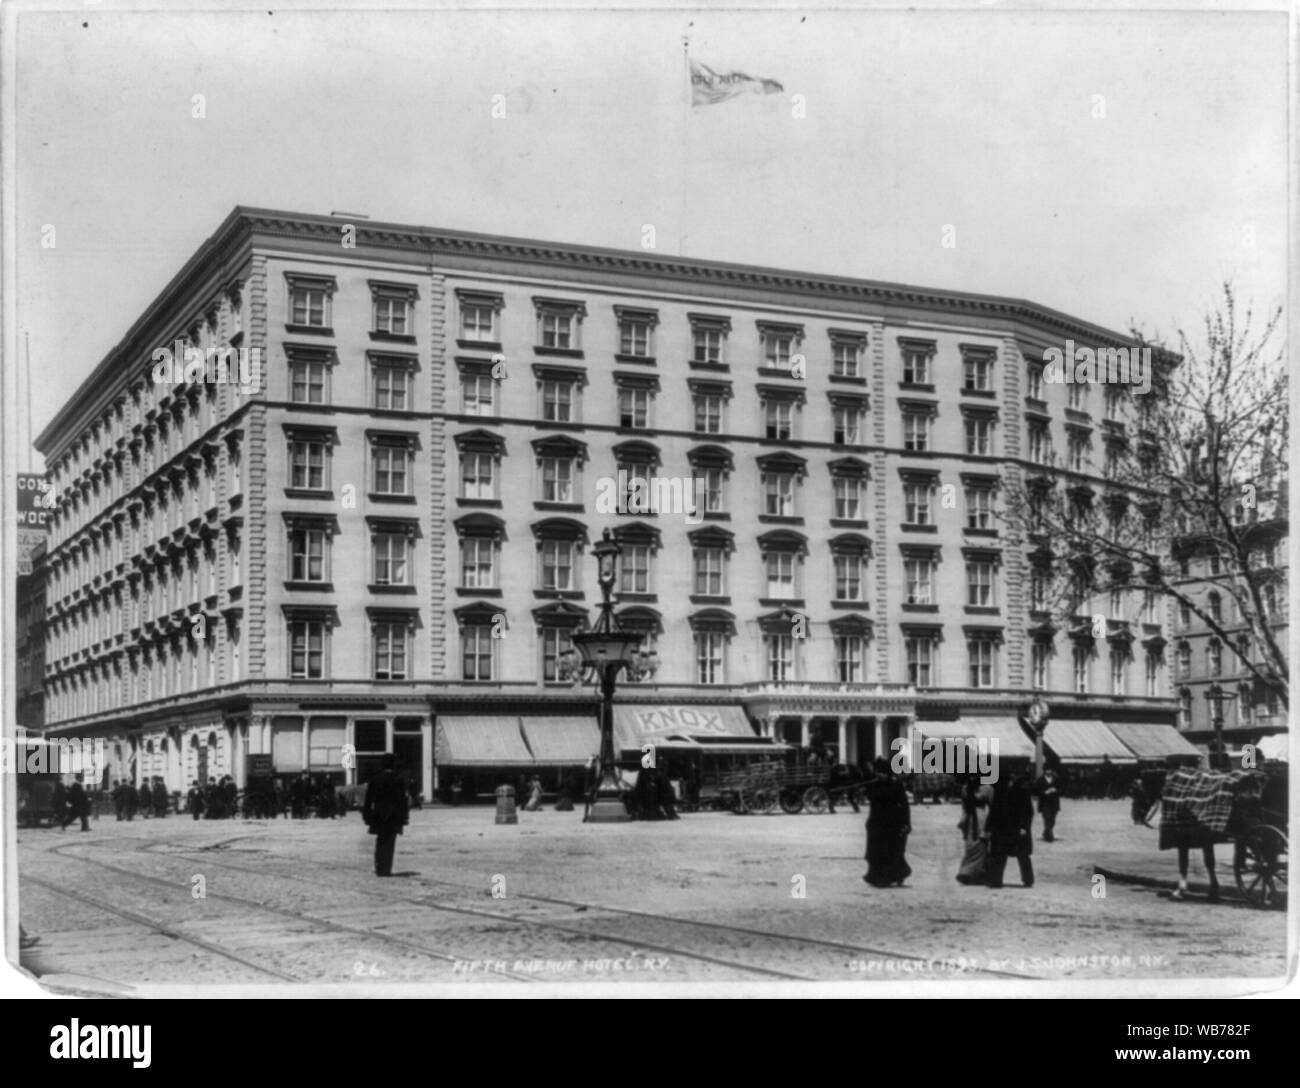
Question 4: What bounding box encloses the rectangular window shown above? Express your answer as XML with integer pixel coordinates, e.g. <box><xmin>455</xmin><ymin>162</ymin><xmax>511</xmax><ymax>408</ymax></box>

<box><xmin>620</xmin><ymin>544</ymin><xmax>651</xmax><ymax>593</ymax></box>
<box><xmin>290</xmin><ymin>286</ymin><xmax>329</xmax><ymax>328</ymax></box>
<box><xmin>541</xmin><ymin>628</ymin><xmax>575</xmax><ymax>682</ymax></box>
<box><xmin>903</xmin><ymin>481</ymin><xmax>933</xmax><ymax>525</ymax></box>
<box><xmin>833</xmin><ymin>405</ymin><xmax>862</xmax><ymax>445</ymax></box>
<box><xmin>460</xmin><ymin>452</ymin><xmax>495</xmax><ymax>500</ymax></box>
<box><xmin>540</xmin><ymin>458</ymin><xmax>575</xmax><ymax>503</ymax></box>
<box><xmin>906</xmin><ymin>636</ymin><xmax>934</xmax><ymax>687</ymax></box>
<box><xmin>540</xmin><ymin>312</ymin><xmax>574</xmax><ymax>349</ymax></box>
<box><xmin>373</xmin><ymin>365</ymin><xmax>411</xmax><ymax>411</ymax></box>
<box><xmin>695</xmin><ymin>631</ymin><xmax>724</xmax><ymax>683</ymax></box>
<box><xmin>372</xmin><ymin>445</ymin><xmax>411</xmax><ymax>495</ymax></box>
<box><xmin>1026</xmin><ymin>365</ymin><xmax>1044</xmax><ymax>400</ymax></box>
<box><xmin>290</xmin><ymin>440</ymin><xmax>327</xmax><ymax>490</ymax></box>
<box><xmin>373</xmin><ymin>623</ymin><xmax>408</xmax><ymax>680</ymax></box>
<box><xmin>835</xmin><ymin>636</ymin><xmax>865</xmax><ymax>682</ymax></box>
<box><xmin>289</xmin><ymin>620</ymin><xmax>326</xmax><ymax>679</ymax></box>
<box><xmin>693</xmin><ymin>393</ymin><xmax>724</xmax><ymax>434</ymax></box>
<box><xmin>1068</xmin><ymin>383</ymin><xmax>1088</xmax><ymax>411</ymax></box>
<box><xmin>460</xmin><ymin>537</ymin><xmax>495</xmax><ymax>589</ymax></box>
<box><xmin>373</xmin><ymin>295</ymin><xmax>411</xmax><ymax>336</ymax></box>
<box><xmin>1073</xmin><ymin>646</ymin><xmax>1089</xmax><ymax>693</ymax></box>
<box><xmin>619</xmin><ymin>319</ymin><xmax>652</xmax><ymax>357</ymax></box>
<box><xmin>697</xmin><ymin>468</ymin><xmax>725</xmax><ymax>513</ymax></box>
<box><xmin>834</xmin><ymin>554</ymin><xmax>865</xmax><ymax>601</ymax></box>
<box><xmin>832</xmin><ymin>340</ymin><xmax>862</xmax><ymax>377</ymax></box>
<box><xmin>373</xmin><ymin>533</ymin><xmax>410</xmax><ymax>586</ymax></box>
<box><xmin>1111</xmin><ymin>649</ymin><xmax>1127</xmax><ymax>694</ymax></box>
<box><xmin>765</xmin><ymin>552</ymin><xmax>797</xmax><ymax>599</ymax></box>
<box><xmin>693</xmin><ymin>548</ymin><xmax>725</xmax><ymax>596</ymax></box>
<box><xmin>766</xmin><ymin>634</ymin><xmax>793</xmax><ymax>682</ymax></box>
<box><xmin>1144</xmin><ymin>654</ymin><xmax>1159</xmax><ymax>697</ymax></box>
<box><xmin>967</xmin><ymin>560</ymin><xmax>996</xmax><ymax>607</ymax></box>
<box><xmin>290</xmin><ymin>528</ymin><xmax>328</xmax><ymax>582</ymax></box>
<box><xmin>290</xmin><ymin>360</ymin><xmax>327</xmax><ymax>404</ymax></box>
<box><xmin>1068</xmin><ymin>434</ymin><xmax>1089</xmax><ymax>472</ymax></box>
<box><xmin>968</xmin><ymin>639</ymin><xmax>995</xmax><ymax>688</ymax></box>
<box><xmin>541</xmin><ymin>380</ymin><xmax>575</xmax><ymax>422</ymax></box>
<box><xmin>693</xmin><ymin>327</ymin><xmax>723</xmax><ymax>365</ymax></box>
<box><xmin>618</xmin><ymin>386</ymin><xmax>651</xmax><ymax>429</ymax></box>
<box><xmin>763</xmin><ymin>333</ymin><xmax>794</xmax><ymax>370</ymax></box>
<box><xmin>461</xmin><ymin>371</ymin><xmax>496</xmax><ymax>416</ymax></box>
<box><xmin>903</xmin><ymin>412</ymin><xmax>932</xmax><ymax>451</ymax></box>
<box><xmin>903</xmin><ymin>349</ymin><xmax>931</xmax><ymax>384</ymax></box>
<box><xmin>966</xmin><ymin>486</ymin><xmax>993</xmax><ymax>529</ymax></box>
<box><xmin>963</xmin><ymin>355</ymin><xmax>993</xmax><ymax>391</ymax></box>
<box><xmin>1028</xmin><ymin>423</ymin><xmax>1051</xmax><ymax>465</ymax></box>
<box><xmin>1030</xmin><ymin>569</ymin><xmax>1049</xmax><ymax>611</ymax></box>
<box><xmin>833</xmin><ymin>476</ymin><xmax>863</xmax><ymax>520</ymax></box>
<box><xmin>964</xmin><ymin>417</ymin><xmax>993</xmax><ymax>456</ymax></box>
<box><xmin>460</xmin><ymin>301</ymin><xmax>497</xmax><ymax>342</ymax></box>
<box><xmin>461</xmin><ymin>625</ymin><xmax>494</xmax><ymax>681</ymax></box>
<box><xmin>540</xmin><ymin>540</ymin><xmax>574</xmax><ymax>591</ymax></box>
<box><xmin>1032</xmin><ymin>643</ymin><xmax>1050</xmax><ymax>690</ymax></box>
<box><xmin>904</xmin><ymin>557</ymin><xmax>935</xmax><ymax>604</ymax></box>
<box><xmin>764</xmin><ymin>473</ymin><xmax>796</xmax><ymax>517</ymax></box>
<box><xmin>765</xmin><ymin>400</ymin><xmax>793</xmax><ymax>440</ymax></box>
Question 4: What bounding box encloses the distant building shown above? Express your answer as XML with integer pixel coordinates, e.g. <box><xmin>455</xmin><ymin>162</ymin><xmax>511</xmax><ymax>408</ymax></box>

<box><xmin>35</xmin><ymin>207</ymin><xmax>1182</xmax><ymax>798</ymax></box>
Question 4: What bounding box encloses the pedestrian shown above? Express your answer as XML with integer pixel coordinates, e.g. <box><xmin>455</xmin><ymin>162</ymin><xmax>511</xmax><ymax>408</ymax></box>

<box><xmin>362</xmin><ymin>754</ymin><xmax>410</xmax><ymax>877</ymax></box>
<box><xmin>222</xmin><ymin>776</ymin><xmax>238</xmax><ymax>819</ymax></box>
<box><xmin>273</xmin><ymin>778</ymin><xmax>287</xmax><ymax>818</ymax></box>
<box><xmin>187</xmin><ymin>780</ymin><xmax>205</xmax><ymax>820</ymax></box>
<box><xmin>152</xmin><ymin>777</ymin><xmax>169</xmax><ymax>818</ymax></box>
<box><xmin>123</xmin><ymin>778</ymin><xmax>137</xmax><ymax>821</ymax></box>
<box><xmin>986</xmin><ymin>771</ymin><xmax>1035</xmax><ymax>889</ymax></box>
<box><xmin>62</xmin><ymin>774</ymin><xmax>91</xmax><ymax>832</ymax></box>
<box><xmin>1036</xmin><ymin>769</ymin><xmax>1061</xmax><ymax>842</ymax></box>
<box><xmin>524</xmin><ymin>775</ymin><xmax>544</xmax><ymax>812</ymax></box>
<box><xmin>51</xmin><ymin>778</ymin><xmax>67</xmax><ymax>829</ymax></box>
<box><xmin>1129</xmin><ymin>778</ymin><xmax>1150</xmax><ymax>826</ymax></box>
<box><xmin>956</xmin><ymin>774</ymin><xmax>992</xmax><ymax>885</ymax></box>
<box><xmin>862</xmin><ymin>758</ymin><xmax>911</xmax><ymax>887</ymax></box>
<box><xmin>111</xmin><ymin>780</ymin><xmax>125</xmax><ymax>821</ymax></box>
<box><xmin>655</xmin><ymin>767</ymin><xmax>679</xmax><ymax>820</ymax></box>
<box><xmin>139</xmin><ymin>779</ymin><xmax>153</xmax><ymax>819</ymax></box>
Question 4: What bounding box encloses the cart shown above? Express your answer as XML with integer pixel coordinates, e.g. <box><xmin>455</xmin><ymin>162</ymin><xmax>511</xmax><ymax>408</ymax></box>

<box><xmin>1230</xmin><ymin>762</ymin><xmax>1288</xmax><ymax>909</ymax></box>
<box><xmin>718</xmin><ymin>757</ymin><xmax>865</xmax><ymax>815</ymax></box>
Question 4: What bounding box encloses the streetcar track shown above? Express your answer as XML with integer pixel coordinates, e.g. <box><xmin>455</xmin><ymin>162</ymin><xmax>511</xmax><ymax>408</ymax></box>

<box><xmin>143</xmin><ymin>838</ymin><xmax>1035</xmax><ymax>981</ymax></box>
<box><xmin>22</xmin><ymin>874</ymin><xmax>302</xmax><ymax>983</ymax></box>
<box><xmin>37</xmin><ymin>841</ymin><xmax>540</xmax><ymax>983</ymax></box>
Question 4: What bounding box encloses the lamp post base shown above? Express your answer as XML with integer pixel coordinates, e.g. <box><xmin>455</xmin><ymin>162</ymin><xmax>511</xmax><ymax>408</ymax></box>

<box><xmin>584</xmin><ymin>793</ymin><xmax>630</xmax><ymax>823</ymax></box>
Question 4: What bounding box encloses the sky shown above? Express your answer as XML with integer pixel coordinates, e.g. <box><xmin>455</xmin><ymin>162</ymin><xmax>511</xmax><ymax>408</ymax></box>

<box><xmin>9</xmin><ymin>1</ymin><xmax>1290</xmax><ymax>465</ymax></box>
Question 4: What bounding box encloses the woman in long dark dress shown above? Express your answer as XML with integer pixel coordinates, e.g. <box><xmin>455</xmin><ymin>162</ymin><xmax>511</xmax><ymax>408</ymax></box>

<box><xmin>863</xmin><ymin>758</ymin><xmax>912</xmax><ymax>887</ymax></box>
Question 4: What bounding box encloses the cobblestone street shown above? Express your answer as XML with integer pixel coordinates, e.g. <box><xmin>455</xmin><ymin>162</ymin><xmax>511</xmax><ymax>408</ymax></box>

<box><xmin>16</xmin><ymin>798</ymin><xmax>1290</xmax><ymax>994</ymax></box>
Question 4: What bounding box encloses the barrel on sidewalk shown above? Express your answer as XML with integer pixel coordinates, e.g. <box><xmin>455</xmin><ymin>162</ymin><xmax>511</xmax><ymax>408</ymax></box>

<box><xmin>495</xmin><ymin>784</ymin><xmax>518</xmax><ymax>825</ymax></box>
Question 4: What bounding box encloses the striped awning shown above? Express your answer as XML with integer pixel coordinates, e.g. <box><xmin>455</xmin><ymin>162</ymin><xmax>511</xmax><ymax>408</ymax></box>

<box><xmin>913</xmin><ymin>717</ymin><xmax>1036</xmax><ymax>761</ymax></box>
<box><xmin>1107</xmin><ymin>722</ymin><xmax>1202</xmax><ymax>762</ymax></box>
<box><xmin>521</xmin><ymin>716</ymin><xmax>601</xmax><ymax>764</ymax></box>
<box><xmin>612</xmin><ymin>704</ymin><xmax>759</xmax><ymax>752</ymax></box>
<box><xmin>1040</xmin><ymin>719</ymin><xmax>1136</xmax><ymax>764</ymax></box>
<box><xmin>434</xmin><ymin>716</ymin><xmax>534</xmax><ymax>766</ymax></box>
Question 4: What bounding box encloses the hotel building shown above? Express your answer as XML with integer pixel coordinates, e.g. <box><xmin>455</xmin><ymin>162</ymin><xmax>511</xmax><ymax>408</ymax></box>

<box><xmin>34</xmin><ymin>207</ymin><xmax>1187</xmax><ymax>798</ymax></box>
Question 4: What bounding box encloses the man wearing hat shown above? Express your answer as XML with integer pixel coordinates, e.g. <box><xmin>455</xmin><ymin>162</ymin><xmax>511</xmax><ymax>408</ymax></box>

<box><xmin>362</xmin><ymin>754</ymin><xmax>410</xmax><ymax>877</ymax></box>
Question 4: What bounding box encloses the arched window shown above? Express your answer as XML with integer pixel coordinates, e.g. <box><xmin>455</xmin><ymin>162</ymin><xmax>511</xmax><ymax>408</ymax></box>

<box><xmin>1175</xmin><ymin>641</ymin><xmax>1191</xmax><ymax>679</ymax></box>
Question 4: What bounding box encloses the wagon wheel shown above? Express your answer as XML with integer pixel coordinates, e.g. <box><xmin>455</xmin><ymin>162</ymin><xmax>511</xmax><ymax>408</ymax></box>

<box><xmin>803</xmin><ymin>786</ymin><xmax>831</xmax><ymax>814</ymax></box>
<box><xmin>747</xmin><ymin>787</ymin><xmax>779</xmax><ymax>814</ymax></box>
<box><xmin>1234</xmin><ymin>825</ymin><xmax>1288</xmax><ymax>909</ymax></box>
<box><xmin>779</xmin><ymin>788</ymin><xmax>805</xmax><ymax>815</ymax></box>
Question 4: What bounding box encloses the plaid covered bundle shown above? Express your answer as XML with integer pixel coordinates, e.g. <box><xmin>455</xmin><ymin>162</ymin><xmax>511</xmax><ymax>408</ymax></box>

<box><xmin>1158</xmin><ymin>769</ymin><xmax>1261</xmax><ymax>850</ymax></box>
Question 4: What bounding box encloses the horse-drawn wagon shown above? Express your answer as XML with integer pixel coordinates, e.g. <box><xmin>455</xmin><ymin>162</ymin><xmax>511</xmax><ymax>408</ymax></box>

<box><xmin>718</xmin><ymin>754</ymin><xmax>866</xmax><ymax>814</ymax></box>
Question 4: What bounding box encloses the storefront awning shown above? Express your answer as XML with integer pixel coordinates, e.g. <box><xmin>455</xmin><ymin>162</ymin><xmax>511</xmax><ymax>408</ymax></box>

<box><xmin>1106</xmin><ymin>722</ymin><xmax>1202</xmax><ymax>762</ymax></box>
<box><xmin>913</xmin><ymin>717</ymin><xmax>1036</xmax><ymax>761</ymax></box>
<box><xmin>613</xmin><ymin>704</ymin><xmax>760</xmax><ymax>752</ymax></box>
<box><xmin>521</xmin><ymin>716</ymin><xmax>601</xmax><ymax>764</ymax></box>
<box><xmin>434</xmin><ymin>715</ymin><xmax>534</xmax><ymax>766</ymax></box>
<box><xmin>1256</xmin><ymin>734</ymin><xmax>1289</xmax><ymax>762</ymax></box>
<box><xmin>1040</xmin><ymin>719</ymin><xmax>1137</xmax><ymax>764</ymax></box>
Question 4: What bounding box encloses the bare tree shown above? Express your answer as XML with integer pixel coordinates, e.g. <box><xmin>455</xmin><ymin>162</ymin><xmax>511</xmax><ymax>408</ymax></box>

<box><xmin>1004</xmin><ymin>282</ymin><xmax>1288</xmax><ymax>708</ymax></box>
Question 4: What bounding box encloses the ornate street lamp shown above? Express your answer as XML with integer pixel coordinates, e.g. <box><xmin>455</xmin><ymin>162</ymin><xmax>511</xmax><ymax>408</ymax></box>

<box><xmin>570</xmin><ymin>529</ymin><xmax>644</xmax><ymax>823</ymax></box>
<box><xmin>1025</xmin><ymin>697</ymin><xmax>1050</xmax><ymax>779</ymax></box>
<box><xmin>1204</xmin><ymin>682</ymin><xmax>1234</xmax><ymax>770</ymax></box>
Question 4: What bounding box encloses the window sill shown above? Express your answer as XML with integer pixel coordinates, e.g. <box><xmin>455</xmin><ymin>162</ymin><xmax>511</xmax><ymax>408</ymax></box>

<box><xmin>964</xmin><ymin>606</ymin><xmax>1001</xmax><ymax>615</ymax></box>
<box><xmin>369</xmin><ymin>584</ymin><xmax>416</xmax><ymax>595</ymax></box>
<box><xmin>614</xmin><ymin>354</ymin><xmax>656</xmax><ymax>366</ymax></box>
<box><xmin>534</xmin><ymin>347</ymin><xmax>585</xmax><ymax>359</ymax></box>
<box><xmin>759</xmin><ymin>598</ymin><xmax>805</xmax><ymax>609</ymax></box>
<box><xmin>902</xmin><ymin>603</ymin><xmax>940</xmax><ymax>613</ymax></box>
<box><xmin>534</xmin><ymin>501</ymin><xmax>584</xmax><ymax>512</ymax></box>
<box><xmin>689</xmin><ymin>361</ymin><xmax>729</xmax><ymax>373</ymax></box>
<box><xmin>757</xmin><ymin>367</ymin><xmax>800</xmax><ymax>380</ymax></box>
<box><xmin>368</xmin><ymin>493</ymin><xmax>416</xmax><ymax>504</ymax></box>
<box><xmin>898</xmin><ymin>382</ymin><xmax>936</xmax><ymax>393</ymax></box>
<box><xmin>689</xmin><ymin>595</ymin><xmax>731</xmax><ymax>606</ymax></box>
<box><xmin>618</xmin><ymin>592</ymin><xmax>658</xmax><ymax>603</ymax></box>
<box><xmin>900</xmin><ymin>524</ymin><xmax>938</xmax><ymax>533</ymax></box>
<box><xmin>285</xmin><ymin>325</ymin><xmax>334</xmax><ymax>337</ymax></box>
<box><xmin>533</xmin><ymin>590</ymin><xmax>586</xmax><ymax>601</ymax></box>
<box><xmin>758</xmin><ymin>515</ymin><xmax>804</xmax><ymax>525</ymax></box>
<box><xmin>284</xmin><ymin>488</ymin><xmax>334</xmax><ymax>501</ymax></box>
<box><xmin>702</xmin><ymin>511</ymin><xmax>730</xmax><ymax>521</ymax></box>
<box><xmin>831</xmin><ymin>599</ymin><xmax>869</xmax><ymax>609</ymax></box>
<box><xmin>829</xmin><ymin>518</ymin><xmax>869</xmax><ymax>529</ymax></box>
<box><xmin>457</xmin><ymin>339</ymin><xmax>502</xmax><ymax>352</ymax></box>
<box><xmin>961</xmin><ymin>388</ymin><xmax>998</xmax><ymax>399</ymax></box>
<box><xmin>458</xmin><ymin>497</ymin><xmax>503</xmax><ymax>508</ymax></box>
<box><xmin>284</xmin><ymin>581</ymin><xmax>334</xmax><ymax>592</ymax></box>
<box><xmin>455</xmin><ymin>586</ymin><xmax>502</xmax><ymax>597</ymax></box>
<box><xmin>828</xmin><ymin>374</ymin><xmax>868</xmax><ymax>385</ymax></box>
<box><xmin>964</xmin><ymin>527</ymin><xmax>999</xmax><ymax>537</ymax></box>
<box><xmin>370</xmin><ymin>331</ymin><xmax>417</xmax><ymax>344</ymax></box>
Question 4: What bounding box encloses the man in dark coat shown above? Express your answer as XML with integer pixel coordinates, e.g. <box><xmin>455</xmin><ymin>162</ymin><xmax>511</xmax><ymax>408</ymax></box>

<box><xmin>986</xmin><ymin>771</ymin><xmax>1035</xmax><ymax>888</ymax></box>
<box><xmin>863</xmin><ymin>758</ymin><xmax>911</xmax><ymax>887</ymax></box>
<box><xmin>138</xmin><ymin>779</ymin><xmax>153</xmax><ymax>819</ymax></box>
<box><xmin>1035</xmin><ymin>769</ymin><xmax>1061</xmax><ymax>842</ymax></box>
<box><xmin>62</xmin><ymin>774</ymin><xmax>91</xmax><ymax>832</ymax></box>
<box><xmin>111</xmin><ymin>780</ymin><xmax>125</xmax><ymax>821</ymax></box>
<box><xmin>152</xmin><ymin>777</ymin><xmax>169</xmax><ymax>818</ymax></box>
<box><xmin>362</xmin><ymin>754</ymin><xmax>410</xmax><ymax>877</ymax></box>
<box><xmin>187</xmin><ymin>780</ymin><xmax>205</xmax><ymax>820</ymax></box>
<box><xmin>123</xmin><ymin>778</ymin><xmax>137</xmax><ymax>821</ymax></box>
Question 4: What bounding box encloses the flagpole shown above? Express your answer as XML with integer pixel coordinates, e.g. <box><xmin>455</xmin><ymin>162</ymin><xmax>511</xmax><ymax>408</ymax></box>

<box><xmin>680</xmin><ymin>29</ymin><xmax>691</xmax><ymax>255</ymax></box>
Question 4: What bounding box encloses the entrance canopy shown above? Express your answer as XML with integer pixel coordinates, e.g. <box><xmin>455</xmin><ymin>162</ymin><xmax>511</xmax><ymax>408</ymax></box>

<box><xmin>912</xmin><ymin>718</ymin><xmax>1036</xmax><ymax>761</ymax></box>
<box><xmin>1107</xmin><ymin>722</ymin><xmax>1202</xmax><ymax>762</ymax></box>
<box><xmin>1040</xmin><ymin>719</ymin><xmax>1136</xmax><ymax>765</ymax></box>
<box><xmin>521</xmin><ymin>716</ymin><xmax>601</xmax><ymax>764</ymax></box>
<box><xmin>612</xmin><ymin>705</ymin><xmax>763</xmax><ymax>752</ymax></box>
<box><xmin>434</xmin><ymin>715</ymin><xmax>534</xmax><ymax>766</ymax></box>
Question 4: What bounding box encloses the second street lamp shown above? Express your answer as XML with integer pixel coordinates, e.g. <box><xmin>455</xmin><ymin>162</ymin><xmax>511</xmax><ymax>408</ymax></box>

<box><xmin>569</xmin><ymin>529</ymin><xmax>643</xmax><ymax>824</ymax></box>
